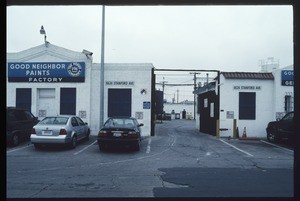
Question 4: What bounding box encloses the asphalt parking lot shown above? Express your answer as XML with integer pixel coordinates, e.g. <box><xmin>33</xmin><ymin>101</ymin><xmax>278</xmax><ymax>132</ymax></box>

<box><xmin>6</xmin><ymin>119</ymin><xmax>294</xmax><ymax>198</ymax></box>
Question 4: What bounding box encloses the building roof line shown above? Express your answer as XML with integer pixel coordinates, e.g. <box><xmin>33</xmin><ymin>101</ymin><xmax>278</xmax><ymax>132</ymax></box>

<box><xmin>221</xmin><ymin>71</ymin><xmax>274</xmax><ymax>80</ymax></box>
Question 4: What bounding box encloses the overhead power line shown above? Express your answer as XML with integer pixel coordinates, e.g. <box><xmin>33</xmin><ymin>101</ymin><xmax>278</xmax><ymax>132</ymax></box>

<box><xmin>156</xmin><ymin>83</ymin><xmax>194</xmax><ymax>86</ymax></box>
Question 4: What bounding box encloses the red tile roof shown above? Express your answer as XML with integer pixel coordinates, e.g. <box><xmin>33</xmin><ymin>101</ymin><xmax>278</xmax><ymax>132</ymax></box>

<box><xmin>221</xmin><ymin>72</ymin><xmax>274</xmax><ymax>80</ymax></box>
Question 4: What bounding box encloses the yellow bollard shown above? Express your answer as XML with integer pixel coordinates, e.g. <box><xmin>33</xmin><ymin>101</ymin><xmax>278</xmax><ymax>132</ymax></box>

<box><xmin>233</xmin><ymin>119</ymin><xmax>237</xmax><ymax>139</ymax></box>
<box><xmin>216</xmin><ymin>119</ymin><xmax>220</xmax><ymax>139</ymax></box>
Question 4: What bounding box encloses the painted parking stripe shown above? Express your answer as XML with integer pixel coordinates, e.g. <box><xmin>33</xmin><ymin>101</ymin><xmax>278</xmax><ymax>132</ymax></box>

<box><xmin>260</xmin><ymin>140</ymin><xmax>294</xmax><ymax>153</ymax></box>
<box><xmin>146</xmin><ymin>137</ymin><xmax>152</xmax><ymax>154</ymax></box>
<box><xmin>73</xmin><ymin>140</ymin><xmax>97</xmax><ymax>155</ymax></box>
<box><xmin>7</xmin><ymin>144</ymin><xmax>33</xmax><ymax>154</ymax></box>
<box><xmin>219</xmin><ymin>139</ymin><xmax>254</xmax><ymax>157</ymax></box>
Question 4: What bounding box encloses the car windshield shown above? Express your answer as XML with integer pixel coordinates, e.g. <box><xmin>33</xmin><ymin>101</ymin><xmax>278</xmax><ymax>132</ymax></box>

<box><xmin>281</xmin><ymin>112</ymin><xmax>294</xmax><ymax>122</ymax></box>
<box><xmin>39</xmin><ymin>117</ymin><xmax>69</xmax><ymax>125</ymax></box>
<box><xmin>104</xmin><ymin>118</ymin><xmax>135</xmax><ymax>128</ymax></box>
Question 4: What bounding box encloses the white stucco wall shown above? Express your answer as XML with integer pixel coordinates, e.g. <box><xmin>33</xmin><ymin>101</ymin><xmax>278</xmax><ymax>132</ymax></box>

<box><xmin>195</xmin><ymin>66</ymin><xmax>294</xmax><ymax>139</ymax></box>
<box><xmin>219</xmin><ymin>76</ymin><xmax>274</xmax><ymax>138</ymax></box>
<box><xmin>271</xmin><ymin>65</ymin><xmax>294</xmax><ymax>119</ymax></box>
<box><xmin>195</xmin><ymin>113</ymin><xmax>200</xmax><ymax>130</ymax></box>
<box><xmin>89</xmin><ymin>63</ymin><xmax>101</xmax><ymax>135</ymax></box>
<box><xmin>217</xmin><ymin>65</ymin><xmax>294</xmax><ymax>138</ymax></box>
<box><xmin>7</xmin><ymin>44</ymin><xmax>154</xmax><ymax>137</ymax></box>
<box><xmin>7</xmin><ymin>44</ymin><xmax>92</xmax><ymax>126</ymax></box>
<box><xmin>91</xmin><ymin>63</ymin><xmax>153</xmax><ymax>136</ymax></box>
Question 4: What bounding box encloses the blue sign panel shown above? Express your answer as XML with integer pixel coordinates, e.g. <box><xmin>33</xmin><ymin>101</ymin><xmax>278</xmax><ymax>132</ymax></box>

<box><xmin>281</xmin><ymin>70</ymin><xmax>294</xmax><ymax>86</ymax></box>
<box><xmin>7</xmin><ymin>62</ymin><xmax>85</xmax><ymax>82</ymax></box>
<box><xmin>143</xmin><ymin>101</ymin><xmax>151</xmax><ymax>109</ymax></box>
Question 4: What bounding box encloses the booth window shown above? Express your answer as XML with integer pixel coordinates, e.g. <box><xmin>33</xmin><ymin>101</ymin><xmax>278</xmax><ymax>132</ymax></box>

<box><xmin>284</xmin><ymin>95</ymin><xmax>294</xmax><ymax>112</ymax></box>
<box><xmin>239</xmin><ymin>92</ymin><xmax>256</xmax><ymax>120</ymax></box>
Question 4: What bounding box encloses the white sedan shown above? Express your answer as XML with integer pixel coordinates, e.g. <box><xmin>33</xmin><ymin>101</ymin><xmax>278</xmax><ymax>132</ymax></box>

<box><xmin>31</xmin><ymin>115</ymin><xmax>90</xmax><ymax>149</ymax></box>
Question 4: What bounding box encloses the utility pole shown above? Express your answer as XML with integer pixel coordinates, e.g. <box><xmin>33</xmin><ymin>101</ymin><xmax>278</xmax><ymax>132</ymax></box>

<box><xmin>190</xmin><ymin>72</ymin><xmax>201</xmax><ymax>91</ymax></box>
<box><xmin>206</xmin><ymin>73</ymin><xmax>209</xmax><ymax>85</ymax></box>
<box><xmin>160</xmin><ymin>77</ymin><xmax>168</xmax><ymax>102</ymax></box>
<box><xmin>190</xmin><ymin>72</ymin><xmax>201</xmax><ymax>120</ymax></box>
<box><xmin>100</xmin><ymin>5</ymin><xmax>105</xmax><ymax>128</ymax></box>
<box><xmin>176</xmin><ymin>89</ymin><xmax>179</xmax><ymax>103</ymax></box>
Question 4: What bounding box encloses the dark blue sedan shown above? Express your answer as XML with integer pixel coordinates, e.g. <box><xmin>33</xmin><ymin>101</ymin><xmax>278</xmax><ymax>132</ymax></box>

<box><xmin>97</xmin><ymin>117</ymin><xmax>144</xmax><ymax>151</ymax></box>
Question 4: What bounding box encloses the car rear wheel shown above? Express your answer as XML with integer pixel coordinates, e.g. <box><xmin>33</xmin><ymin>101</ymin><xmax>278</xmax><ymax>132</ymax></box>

<box><xmin>267</xmin><ymin>129</ymin><xmax>277</xmax><ymax>142</ymax></box>
<box><xmin>11</xmin><ymin>134</ymin><xmax>20</xmax><ymax>147</ymax></box>
<box><xmin>69</xmin><ymin>135</ymin><xmax>77</xmax><ymax>149</ymax></box>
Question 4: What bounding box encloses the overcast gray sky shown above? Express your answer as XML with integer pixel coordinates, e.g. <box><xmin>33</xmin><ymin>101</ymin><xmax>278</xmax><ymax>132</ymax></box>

<box><xmin>6</xmin><ymin>5</ymin><xmax>293</xmax><ymax>101</ymax></box>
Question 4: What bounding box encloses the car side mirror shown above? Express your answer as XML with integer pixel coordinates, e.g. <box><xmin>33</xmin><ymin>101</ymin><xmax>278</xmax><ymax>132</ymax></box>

<box><xmin>138</xmin><ymin>123</ymin><xmax>144</xmax><ymax>127</ymax></box>
<box><xmin>85</xmin><ymin>122</ymin><xmax>88</xmax><ymax>125</ymax></box>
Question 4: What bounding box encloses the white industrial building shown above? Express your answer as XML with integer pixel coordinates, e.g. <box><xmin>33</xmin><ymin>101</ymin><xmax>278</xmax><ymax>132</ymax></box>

<box><xmin>6</xmin><ymin>43</ymin><xmax>155</xmax><ymax>136</ymax></box>
<box><xmin>195</xmin><ymin>64</ymin><xmax>294</xmax><ymax>139</ymax></box>
<box><xmin>6</xmin><ymin>42</ymin><xmax>294</xmax><ymax>139</ymax></box>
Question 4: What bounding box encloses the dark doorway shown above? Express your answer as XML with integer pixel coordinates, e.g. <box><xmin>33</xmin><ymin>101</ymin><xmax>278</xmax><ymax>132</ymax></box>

<box><xmin>60</xmin><ymin>88</ymin><xmax>76</xmax><ymax>115</ymax></box>
<box><xmin>108</xmin><ymin>89</ymin><xmax>132</xmax><ymax>117</ymax></box>
<box><xmin>239</xmin><ymin>92</ymin><xmax>256</xmax><ymax>120</ymax></box>
<box><xmin>16</xmin><ymin>88</ymin><xmax>32</xmax><ymax>111</ymax></box>
<box><xmin>198</xmin><ymin>90</ymin><xmax>219</xmax><ymax>136</ymax></box>
<box><xmin>155</xmin><ymin>90</ymin><xmax>164</xmax><ymax>114</ymax></box>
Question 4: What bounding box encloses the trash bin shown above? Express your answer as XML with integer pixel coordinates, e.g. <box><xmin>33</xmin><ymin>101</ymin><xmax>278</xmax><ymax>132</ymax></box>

<box><xmin>175</xmin><ymin>113</ymin><xmax>180</xmax><ymax>119</ymax></box>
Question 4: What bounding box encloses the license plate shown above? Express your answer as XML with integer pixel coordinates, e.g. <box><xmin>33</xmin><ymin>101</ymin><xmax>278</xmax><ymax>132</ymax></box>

<box><xmin>113</xmin><ymin>133</ymin><xmax>122</xmax><ymax>137</ymax></box>
<box><xmin>113</xmin><ymin>131</ymin><xmax>122</xmax><ymax>137</ymax></box>
<box><xmin>42</xmin><ymin>130</ymin><xmax>52</xmax><ymax>135</ymax></box>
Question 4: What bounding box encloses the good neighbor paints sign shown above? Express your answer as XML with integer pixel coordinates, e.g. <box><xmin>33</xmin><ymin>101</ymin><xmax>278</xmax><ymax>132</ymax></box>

<box><xmin>7</xmin><ymin>62</ymin><xmax>85</xmax><ymax>82</ymax></box>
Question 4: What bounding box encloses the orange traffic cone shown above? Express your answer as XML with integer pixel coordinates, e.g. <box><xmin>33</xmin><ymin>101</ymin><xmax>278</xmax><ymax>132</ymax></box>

<box><xmin>242</xmin><ymin>127</ymin><xmax>247</xmax><ymax>139</ymax></box>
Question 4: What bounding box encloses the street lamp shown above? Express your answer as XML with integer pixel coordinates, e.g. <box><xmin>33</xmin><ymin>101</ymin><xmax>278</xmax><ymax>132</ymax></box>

<box><xmin>40</xmin><ymin>25</ymin><xmax>49</xmax><ymax>47</ymax></box>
